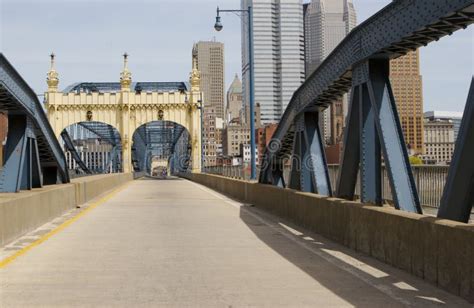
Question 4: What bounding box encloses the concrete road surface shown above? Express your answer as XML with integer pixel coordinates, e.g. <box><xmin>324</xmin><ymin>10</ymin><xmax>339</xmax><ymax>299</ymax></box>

<box><xmin>0</xmin><ymin>177</ymin><xmax>470</xmax><ymax>307</ymax></box>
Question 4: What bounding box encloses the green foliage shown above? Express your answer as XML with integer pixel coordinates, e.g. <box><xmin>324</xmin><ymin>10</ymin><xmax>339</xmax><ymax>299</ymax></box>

<box><xmin>409</xmin><ymin>156</ymin><xmax>423</xmax><ymax>165</ymax></box>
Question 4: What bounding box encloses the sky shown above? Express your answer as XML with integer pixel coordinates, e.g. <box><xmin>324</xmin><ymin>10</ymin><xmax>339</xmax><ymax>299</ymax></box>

<box><xmin>1</xmin><ymin>0</ymin><xmax>473</xmax><ymax>112</ymax></box>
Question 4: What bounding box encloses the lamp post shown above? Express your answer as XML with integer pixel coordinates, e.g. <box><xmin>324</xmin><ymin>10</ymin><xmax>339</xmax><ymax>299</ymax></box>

<box><xmin>198</xmin><ymin>93</ymin><xmax>205</xmax><ymax>173</ymax></box>
<box><xmin>214</xmin><ymin>5</ymin><xmax>256</xmax><ymax>181</ymax></box>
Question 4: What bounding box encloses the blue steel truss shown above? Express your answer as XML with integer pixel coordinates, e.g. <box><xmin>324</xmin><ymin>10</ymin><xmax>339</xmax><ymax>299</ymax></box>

<box><xmin>437</xmin><ymin>78</ymin><xmax>474</xmax><ymax>223</ymax></box>
<box><xmin>260</xmin><ymin>1</ymin><xmax>474</xmax><ymax>216</ymax></box>
<box><xmin>0</xmin><ymin>54</ymin><xmax>69</xmax><ymax>192</ymax></box>
<box><xmin>62</xmin><ymin>121</ymin><xmax>122</xmax><ymax>173</ymax></box>
<box><xmin>60</xmin><ymin>130</ymin><xmax>91</xmax><ymax>174</ymax></box>
<box><xmin>132</xmin><ymin>121</ymin><xmax>189</xmax><ymax>173</ymax></box>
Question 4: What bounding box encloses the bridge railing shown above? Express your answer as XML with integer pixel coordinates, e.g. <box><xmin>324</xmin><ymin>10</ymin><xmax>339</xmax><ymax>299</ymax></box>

<box><xmin>204</xmin><ymin>165</ymin><xmax>449</xmax><ymax>208</ymax></box>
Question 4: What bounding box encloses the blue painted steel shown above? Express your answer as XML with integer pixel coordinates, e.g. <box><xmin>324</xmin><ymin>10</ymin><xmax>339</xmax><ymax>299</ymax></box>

<box><xmin>31</xmin><ymin>138</ymin><xmax>43</xmax><ymax>188</ymax></box>
<box><xmin>366</xmin><ymin>60</ymin><xmax>421</xmax><ymax>213</ymax></box>
<box><xmin>0</xmin><ymin>54</ymin><xmax>69</xmax><ymax>189</ymax></box>
<box><xmin>131</xmin><ymin>121</ymin><xmax>191</xmax><ymax>174</ymax></box>
<box><xmin>61</xmin><ymin>130</ymin><xmax>92</xmax><ymax>174</ymax></box>
<box><xmin>438</xmin><ymin>78</ymin><xmax>474</xmax><ymax>222</ymax></box>
<box><xmin>288</xmin><ymin>131</ymin><xmax>302</xmax><ymax>190</ymax></box>
<box><xmin>64</xmin><ymin>82</ymin><xmax>188</xmax><ymax>94</ymax></box>
<box><xmin>286</xmin><ymin>113</ymin><xmax>331</xmax><ymax>195</ymax></box>
<box><xmin>248</xmin><ymin>5</ymin><xmax>256</xmax><ymax>181</ymax></box>
<box><xmin>0</xmin><ymin>115</ymin><xmax>43</xmax><ymax>192</ymax></box>
<box><xmin>259</xmin><ymin>1</ymin><xmax>473</xmax><ymax>187</ymax></box>
<box><xmin>259</xmin><ymin>1</ymin><xmax>472</xmax><ymax>216</ymax></box>
<box><xmin>216</xmin><ymin>6</ymin><xmax>256</xmax><ymax>180</ymax></box>
<box><xmin>336</xmin><ymin>87</ymin><xmax>360</xmax><ymax>200</ymax></box>
<box><xmin>302</xmin><ymin>112</ymin><xmax>332</xmax><ymax>196</ymax></box>
<box><xmin>360</xmin><ymin>83</ymin><xmax>382</xmax><ymax>204</ymax></box>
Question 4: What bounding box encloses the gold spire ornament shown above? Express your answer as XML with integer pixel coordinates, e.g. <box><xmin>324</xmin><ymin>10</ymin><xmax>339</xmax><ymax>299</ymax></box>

<box><xmin>47</xmin><ymin>53</ymin><xmax>59</xmax><ymax>92</ymax></box>
<box><xmin>189</xmin><ymin>53</ymin><xmax>201</xmax><ymax>92</ymax></box>
<box><xmin>120</xmin><ymin>52</ymin><xmax>132</xmax><ymax>91</ymax></box>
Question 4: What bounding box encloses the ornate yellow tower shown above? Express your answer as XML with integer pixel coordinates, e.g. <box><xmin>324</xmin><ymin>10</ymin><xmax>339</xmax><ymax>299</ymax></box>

<box><xmin>45</xmin><ymin>53</ymin><xmax>203</xmax><ymax>174</ymax></box>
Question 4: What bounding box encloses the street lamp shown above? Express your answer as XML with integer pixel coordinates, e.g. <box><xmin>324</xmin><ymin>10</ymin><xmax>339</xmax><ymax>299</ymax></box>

<box><xmin>214</xmin><ymin>5</ymin><xmax>257</xmax><ymax>180</ymax></box>
<box><xmin>197</xmin><ymin>93</ymin><xmax>205</xmax><ymax>173</ymax></box>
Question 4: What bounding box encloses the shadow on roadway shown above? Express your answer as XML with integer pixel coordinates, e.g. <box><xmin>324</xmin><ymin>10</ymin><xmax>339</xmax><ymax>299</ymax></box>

<box><xmin>239</xmin><ymin>205</ymin><xmax>469</xmax><ymax>307</ymax></box>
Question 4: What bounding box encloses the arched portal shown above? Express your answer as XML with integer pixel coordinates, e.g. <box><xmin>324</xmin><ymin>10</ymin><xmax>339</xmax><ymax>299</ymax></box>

<box><xmin>45</xmin><ymin>54</ymin><xmax>203</xmax><ymax>173</ymax></box>
<box><xmin>132</xmin><ymin>121</ymin><xmax>191</xmax><ymax>175</ymax></box>
<box><xmin>61</xmin><ymin>121</ymin><xmax>122</xmax><ymax>176</ymax></box>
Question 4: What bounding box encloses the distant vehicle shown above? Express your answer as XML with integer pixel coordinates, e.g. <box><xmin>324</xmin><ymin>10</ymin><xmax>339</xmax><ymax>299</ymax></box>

<box><xmin>153</xmin><ymin>166</ymin><xmax>168</xmax><ymax>179</ymax></box>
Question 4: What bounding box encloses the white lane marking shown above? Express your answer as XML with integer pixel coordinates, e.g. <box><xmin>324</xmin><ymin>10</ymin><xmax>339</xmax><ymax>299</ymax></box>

<box><xmin>185</xmin><ymin>179</ymin><xmax>434</xmax><ymax>307</ymax></box>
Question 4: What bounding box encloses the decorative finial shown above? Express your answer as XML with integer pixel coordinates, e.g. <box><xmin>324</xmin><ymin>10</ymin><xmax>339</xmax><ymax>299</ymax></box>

<box><xmin>47</xmin><ymin>52</ymin><xmax>59</xmax><ymax>92</ymax></box>
<box><xmin>50</xmin><ymin>52</ymin><xmax>55</xmax><ymax>69</ymax></box>
<box><xmin>190</xmin><ymin>55</ymin><xmax>201</xmax><ymax>92</ymax></box>
<box><xmin>123</xmin><ymin>52</ymin><xmax>129</xmax><ymax>69</ymax></box>
<box><xmin>120</xmin><ymin>52</ymin><xmax>132</xmax><ymax>91</ymax></box>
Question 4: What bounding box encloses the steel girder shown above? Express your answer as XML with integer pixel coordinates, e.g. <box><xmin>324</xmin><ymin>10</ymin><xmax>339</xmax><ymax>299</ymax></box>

<box><xmin>438</xmin><ymin>78</ymin><xmax>474</xmax><ymax>223</ymax></box>
<box><xmin>60</xmin><ymin>130</ymin><xmax>92</xmax><ymax>174</ymax></box>
<box><xmin>337</xmin><ymin>60</ymin><xmax>422</xmax><ymax>213</ymax></box>
<box><xmin>260</xmin><ymin>0</ymin><xmax>473</xmax><ymax>168</ymax></box>
<box><xmin>78</xmin><ymin>122</ymin><xmax>121</xmax><ymax>146</ymax></box>
<box><xmin>132</xmin><ymin>121</ymin><xmax>189</xmax><ymax>174</ymax></box>
<box><xmin>287</xmin><ymin>112</ymin><xmax>331</xmax><ymax>195</ymax></box>
<box><xmin>259</xmin><ymin>1</ymin><xmax>472</xmax><ymax>213</ymax></box>
<box><xmin>0</xmin><ymin>115</ymin><xmax>42</xmax><ymax>192</ymax></box>
<box><xmin>0</xmin><ymin>54</ymin><xmax>69</xmax><ymax>192</ymax></box>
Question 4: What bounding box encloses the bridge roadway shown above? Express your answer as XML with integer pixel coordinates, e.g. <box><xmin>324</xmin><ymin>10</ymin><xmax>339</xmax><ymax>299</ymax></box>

<box><xmin>0</xmin><ymin>177</ymin><xmax>470</xmax><ymax>307</ymax></box>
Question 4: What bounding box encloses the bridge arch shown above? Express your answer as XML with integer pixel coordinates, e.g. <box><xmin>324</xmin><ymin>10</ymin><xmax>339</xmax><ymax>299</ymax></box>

<box><xmin>131</xmin><ymin>120</ymin><xmax>192</xmax><ymax>174</ymax></box>
<box><xmin>61</xmin><ymin>121</ymin><xmax>123</xmax><ymax>174</ymax></box>
<box><xmin>45</xmin><ymin>54</ymin><xmax>203</xmax><ymax>174</ymax></box>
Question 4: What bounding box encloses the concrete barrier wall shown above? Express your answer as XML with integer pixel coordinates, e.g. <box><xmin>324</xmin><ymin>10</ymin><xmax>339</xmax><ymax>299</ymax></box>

<box><xmin>180</xmin><ymin>172</ymin><xmax>474</xmax><ymax>303</ymax></box>
<box><xmin>0</xmin><ymin>173</ymin><xmax>133</xmax><ymax>247</ymax></box>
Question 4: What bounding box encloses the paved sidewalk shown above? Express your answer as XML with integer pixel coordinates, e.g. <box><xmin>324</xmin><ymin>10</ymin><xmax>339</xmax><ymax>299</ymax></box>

<box><xmin>0</xmin><ymin>177</ymin><xmax>470</xmax><ymax>307</ymax></box>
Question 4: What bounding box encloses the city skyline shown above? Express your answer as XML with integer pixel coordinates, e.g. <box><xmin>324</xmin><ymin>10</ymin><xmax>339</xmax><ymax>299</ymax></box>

<box><xmin>1</xmin><ymin>0</ymin><xmax>472</xmax><ymax>113</ymax></box>
<box><xmin>241</xmin><ymin>0</ymin><xmax>305</xmax><ymax>124</ymax></box>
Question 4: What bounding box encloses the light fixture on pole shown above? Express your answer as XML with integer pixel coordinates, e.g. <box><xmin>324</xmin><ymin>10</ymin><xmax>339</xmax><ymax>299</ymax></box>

<box><xmin>214</xmin><ymin>5</ymin><xmax>256</xmax><ymax>180</ymax></box>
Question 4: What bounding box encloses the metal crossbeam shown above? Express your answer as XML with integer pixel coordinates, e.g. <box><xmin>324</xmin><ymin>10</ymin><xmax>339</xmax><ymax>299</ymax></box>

<box><xmin>260</xmin><ymin>1</ymin><xmax>473</xmax><ymax>165</ymax></box>
<box><xmin>260</xmin><ymin>1</ymin><xmax>472</xmax><ymax>216</ymax></box>
<box><xmin>0</xmin><ymin>54</ymin><xmax>69</xmax><ymax>191</ymax></box>
<box><xmin>132</xmin><ymin>121</ymin><xmax>190</xmax><ymax>174</ymax></box>
<box><xmin>60</xmin><ymin>130</ymin><xmax>91</xmax><ymax>174</ymax></box>
<box><xmin>78</xmin><ymin>122</ymin><xmax>121</xmax><ymax>146</ymax></box>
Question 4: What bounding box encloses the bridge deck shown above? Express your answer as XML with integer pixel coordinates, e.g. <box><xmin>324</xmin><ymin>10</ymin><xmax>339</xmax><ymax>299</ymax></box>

<box><xmin>0</xmin><ymin>178</ymin><xmax>469</xmax><ymax>307</ymax></box>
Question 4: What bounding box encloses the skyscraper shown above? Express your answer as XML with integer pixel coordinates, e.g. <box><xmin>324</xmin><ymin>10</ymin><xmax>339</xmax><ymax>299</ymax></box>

<box><xmin>390</xmin><ymin>50</ymin><xmax>424</xmax><ymax>155</ymax></box>
<box><xmin>303</xmin><ymin>0</ymin><xmax>356</xmax><ymax>145</ymax></box>
<box><xmin>192</xmin><ymin>41</ymin><xmax>225</xmax><ymax>166</ymax></box>
<box><xmin>193</xmin><ymin>41</ymin><xmax>225</xmax><ymax>119</ymax></box>
<box><xmin>241</xmin><ymin>0</ymin><xmax>305</xmax><ymax>124</ymax></box>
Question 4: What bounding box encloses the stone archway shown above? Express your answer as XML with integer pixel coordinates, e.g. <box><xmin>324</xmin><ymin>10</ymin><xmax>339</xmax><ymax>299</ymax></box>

<box><xmin>45</xmin><ymin>54</ymin><xmax>203</xmax><ymax>173</ymax></box>
<box><xmin>131</xmin><ymin>120</ymin><xmax>191</xmax><ymax>174</ymax></box>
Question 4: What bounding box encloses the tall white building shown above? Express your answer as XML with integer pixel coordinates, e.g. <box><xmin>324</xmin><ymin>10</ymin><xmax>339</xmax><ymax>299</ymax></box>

<box><xmin>241</xmin><ymin>0</ymin><xmax>305</xmax><ymax>124</ymax></box>
<box><xmin>304</xmin><ymin>0</ymin><xmax>356</xmax><ymax>144</ymax></box>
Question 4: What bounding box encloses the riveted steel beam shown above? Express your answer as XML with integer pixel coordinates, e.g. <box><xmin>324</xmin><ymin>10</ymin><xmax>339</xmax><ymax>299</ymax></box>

<box><xmin>438</xmin><ymin>78</ymin><xmax>474</xmax><ymax>222</ymax></box>
<box><xmin>0</xmin><ymin>115</ymin><xmax>43</xmax><ymax>192</ymax></box>
<box><xmin>366</xmin><ymin>59</ymin><xmax>421</xmax><ymax>213</ymax></box>
<box><xmin>336</xmin><ymin>87</ymin><xmax>360</xmax><ymax>200</ymax></box>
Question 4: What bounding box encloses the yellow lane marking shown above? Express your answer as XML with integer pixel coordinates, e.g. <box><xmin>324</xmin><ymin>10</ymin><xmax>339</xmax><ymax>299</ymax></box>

<box><xmin>0</xmin><ymin>182</ymin><xmax>132</xmax><ymax>269</ymax></box>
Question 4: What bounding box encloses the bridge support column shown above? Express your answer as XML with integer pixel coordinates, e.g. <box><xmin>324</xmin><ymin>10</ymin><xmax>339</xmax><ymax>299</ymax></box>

<box><xmin>288</xmin><ymin>112</ymin><xmax>332</xmax><ymax>195</ymax></box>
<box><xmin>0</xmin><ymin>115</ymin><xmax>43</xmax><ymax>192</ymax></box>
<box><xmin>438</xmin><ymin>77</ymin><xmax>474</xmax><ymax>222</ymax></box>
<box><xmin>338</xmin><ymin>59</ymin><xmax>421</xmax><ymax>213</ymax></box>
